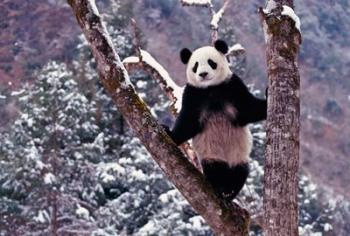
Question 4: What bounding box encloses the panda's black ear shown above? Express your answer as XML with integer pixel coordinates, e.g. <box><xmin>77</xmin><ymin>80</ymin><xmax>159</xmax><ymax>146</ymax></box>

<box><xmin>180</xmin><ymin>48</ymin><xmax>192</xmax><ymax>64</ymax></box>
<box><xmin>214</xmin><ymin>39</ymin><xmax>228</xmax><ymax>54</ymax></box>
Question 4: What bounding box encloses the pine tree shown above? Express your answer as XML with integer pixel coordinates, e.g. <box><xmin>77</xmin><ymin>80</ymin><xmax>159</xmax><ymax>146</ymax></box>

<box><xmin>0</xmin><ymin>62</ymin><xmax>103</xmax><ymax>234</ymax></box>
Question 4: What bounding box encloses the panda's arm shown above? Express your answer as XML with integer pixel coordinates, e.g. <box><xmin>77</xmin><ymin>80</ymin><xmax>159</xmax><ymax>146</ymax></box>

<box><xmin>167</xmin><ymin>86</ymin><xmax>202</xmax><ymax>145</ymax></box>
<box><xmin>231</xmin><ymin>76</ymin><xmax>267</xmax><ymax>125</ymax></box>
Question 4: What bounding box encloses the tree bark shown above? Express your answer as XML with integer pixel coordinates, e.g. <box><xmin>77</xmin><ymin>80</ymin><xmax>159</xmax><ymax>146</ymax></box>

<box><xmin>67</xmin><ymin>0</ymin><xmax>250</xmax><ymax>235</ymax></box>
<box><xmin>260</xmin><ymin>1</ymin><xmax>301</xmax><ymax>235</ymax></box>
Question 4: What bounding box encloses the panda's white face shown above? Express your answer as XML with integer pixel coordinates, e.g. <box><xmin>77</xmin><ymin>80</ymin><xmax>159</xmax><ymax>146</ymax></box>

<box><xmin>186</xmin><ymin>46</ymin><xmax>232</xmax><ymax>88</ymax></box>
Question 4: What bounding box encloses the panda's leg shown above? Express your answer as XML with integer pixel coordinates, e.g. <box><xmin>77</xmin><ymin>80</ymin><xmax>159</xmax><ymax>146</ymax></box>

<box><xmin>201</xmin><ymin>160</ymin><xmax>249</xmax><ymax>201</ymax></box>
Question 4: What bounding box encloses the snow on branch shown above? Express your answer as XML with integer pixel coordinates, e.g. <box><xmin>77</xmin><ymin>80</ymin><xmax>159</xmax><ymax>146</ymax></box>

<box><xmin>67</xmin><ymin>0</ymin><xmax>249</xmax><ymax>234</ymax></box>
<box><xmin>210</xmin><ymin>0</ymin><xmax>229</xmax><ymax>30</ymax></box>
<box><xmin>123</xmin><ymin>50</ymin><xmax>184</xmax><ymax>113</ymax></box>
<box><xmin>227</xmin><ymin>43</ymin><xmax>245</xmax><ymax>56</ymax></box>
<box><xmin>180</xmin><ymin>0</ymin><xmax>212</xmax><ymax>7</ymax></box>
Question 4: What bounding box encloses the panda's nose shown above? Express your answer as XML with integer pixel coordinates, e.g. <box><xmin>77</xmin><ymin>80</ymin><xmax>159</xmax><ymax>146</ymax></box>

<box><xmin>199</xmin><ymin>72</ymin><xmax>208</xmax><ymax>78</ymax></box>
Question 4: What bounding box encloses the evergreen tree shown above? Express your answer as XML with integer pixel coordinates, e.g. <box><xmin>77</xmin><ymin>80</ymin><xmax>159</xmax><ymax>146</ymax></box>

<box><xmin>0</xmin><ymin>62</ymin><xmax>103</xmax><ymax>234</ymax></box>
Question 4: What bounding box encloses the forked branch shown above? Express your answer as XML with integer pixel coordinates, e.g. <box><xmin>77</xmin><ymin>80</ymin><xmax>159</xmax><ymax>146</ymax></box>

<box><xmin>180</xmin><ymin>0</ymin><xmax>230</xmax><ymax>43</ymax></box>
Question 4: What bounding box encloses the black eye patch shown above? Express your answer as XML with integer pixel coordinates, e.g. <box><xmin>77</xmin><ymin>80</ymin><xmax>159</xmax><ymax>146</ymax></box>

<box><xmin>192</xmin><ymin>62</ymin><xmax>198</xmax><ymax>73</ymax></box>
<box><xmin>208</xmin><ymin>59</ymin><xmax>217</xmax><ymax>69</ymax></box>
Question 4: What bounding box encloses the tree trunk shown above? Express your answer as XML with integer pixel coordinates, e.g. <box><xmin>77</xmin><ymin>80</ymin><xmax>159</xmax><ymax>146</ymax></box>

<box><xmin>67</xmin><ymin>0</ymin><xmax>250</xmax><ymax>235</ymax></box>
<box><xmin>260</xmin><ymin>0</ymin><xmax>301</xmax><ymax>235</ymax></box>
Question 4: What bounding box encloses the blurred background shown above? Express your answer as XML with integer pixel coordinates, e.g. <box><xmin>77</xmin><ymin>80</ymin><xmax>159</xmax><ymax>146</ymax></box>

<box><xmin>0</xmin><ymin>0</ymin><xmax>349</xmax><ymax>235</ymax></box>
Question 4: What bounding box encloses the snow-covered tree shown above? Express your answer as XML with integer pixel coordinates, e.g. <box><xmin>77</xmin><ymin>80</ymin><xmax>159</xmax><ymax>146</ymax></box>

<box><xmin>0</xmin><ymin>62</ymin><xmax>103</xmax><ymax>234</ymax></box>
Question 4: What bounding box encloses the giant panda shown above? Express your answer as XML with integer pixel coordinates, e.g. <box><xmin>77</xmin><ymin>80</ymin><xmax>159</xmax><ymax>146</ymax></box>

<box><xmin>165</xmin><ymin>40</ymin><xmax>267</xmax><ymax>201</ymax></box>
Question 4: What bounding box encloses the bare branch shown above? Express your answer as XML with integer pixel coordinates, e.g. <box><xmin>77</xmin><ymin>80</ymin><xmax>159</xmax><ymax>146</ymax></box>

<box><xmin>67</xmin><ymin>0</ymin><xmax>250</xmax><ymax>234</ymax></box>
<box><xmin>130</xmin><ymin>18</ymin><xmax>142</xmax><ymax>62</ymax></box>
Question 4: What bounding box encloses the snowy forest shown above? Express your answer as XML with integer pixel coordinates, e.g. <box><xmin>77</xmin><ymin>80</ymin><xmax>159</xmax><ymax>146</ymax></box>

<box><xmin>1</xmin><ymin>0</ymin><xmax>350</xmax><ymax>235</ymax></box>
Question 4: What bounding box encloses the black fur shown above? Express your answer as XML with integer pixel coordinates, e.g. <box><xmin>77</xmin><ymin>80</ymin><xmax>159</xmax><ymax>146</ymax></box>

<box><xmin>208</xmin><ymin>59</ymin><xmax>217</xmax><ymax>69</ymax></box>
<box><xmin>214</xmin><ymin>40</ymin><xmax>229</xmax><ymax>54</ymax></box>
<box><xmin>192</xmin><ymin>62</ymin><xmax>198</xmax><ymax>73</ymax></box>
<box><xmin>202</xmin><ymin>160</ymin><xmax>249</xmax><ymax>201</ymax></box>
<box><xmin>180</xmin><ymin>48</ymin><xmax>192</xmax><ymax>64</ymax></box>
<box><xmin>167</xmin><ymin>74</ymin><xmax>267</xmax><ymax>145</ymax></box>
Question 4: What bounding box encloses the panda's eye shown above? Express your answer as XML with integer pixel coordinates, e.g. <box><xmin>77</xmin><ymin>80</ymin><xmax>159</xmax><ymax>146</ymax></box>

<box><xmin>208</xmin><ymin>59</ymin><xmax>217</xmax><ymax>69</ymax></box>
<box><xmin>192</xmin><ymin>62</ymin><xmax>198</xmax><ymax>73</ymax></box>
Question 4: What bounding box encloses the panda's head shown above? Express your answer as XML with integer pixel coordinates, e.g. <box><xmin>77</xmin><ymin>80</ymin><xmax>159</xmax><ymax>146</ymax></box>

<box><xmin>180</xmin><ymin>40</ymin><xmax>232</xmax><ymax>88</ymax></box>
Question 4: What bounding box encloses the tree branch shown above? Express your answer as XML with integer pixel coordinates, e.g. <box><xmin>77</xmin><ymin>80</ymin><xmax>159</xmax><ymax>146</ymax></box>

<box><xmin>180</xmin><ymin>0</ymin><xmax>229</xmax><ymax>44</ymax></box>
<box><xmin>67</xmin><ymin>0</ymin><xmax>250</xmax><ymax>234</ymax></box>
<box><xmin>210</xmin><ymin>0</ymin><xmax>229</xmax><ymax>43</ymax></box>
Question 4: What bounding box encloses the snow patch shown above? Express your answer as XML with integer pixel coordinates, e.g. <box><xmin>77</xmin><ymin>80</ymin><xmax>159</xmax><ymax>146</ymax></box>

<box><xmin>100</xmin><ymin>172</ymin><xmax>115</xmax><ymax>183</ymax></box>
<box><xmin>262</xmin><ymin>0</ymin><xmax>277</xmax><ymax>14</ymax></box>
<box><xmin>181</xmin><ymin>0</ymin><xmax>211</xmax><ymax>6</ymax></box>
<box><xmin>131</xmin><ymin>169</ymin><xmax>147</xmax><ymax>181</ymax></box>
<box><xmin>27</xmin><ymin>145</ymin><xmax>40</xmax><ymax>160</ymax></box>
<box><xmin>98</xmin><ymin>162</ymin><xmax>126</xmax><ymax>184</ymax></box>
<box><xmin>44</xmin><ymin>173</ymin><xmax>56</xmax><ymax>184</ymax></box>
<box><xmin>323</xmin><ymin>223</ymin><xmax>333</xmax><ymax>232</ymax></box>
<box><xmin>27</xmin><ymin>118</ymin><xmax>34</xmax><ymax>127</ymax></box>
<box><xmin>11</xmin><ymin>89</ymin><xmax>26</xmax><ymax>96</ymax></box>
<box><xmin>76</xmin><ymin>204</ymin><xmax>90</xmax><ymax>220</ymax></box>
<box><xmin>159</xmin><ymin>193</ymin><xmax>169</xmax><ymax>203</ymax></box>
<box><xmin>74</xmin><ymin>152</ymin><xmax>84</xmax><ymax>159</ymax></box>
<box><xmin>102</xmin><ymin>162</ymin><xmax>126</xmax><ymax>174</ymax></box>
<box><xmin>189</xmin><ymin>216</ymin><xmax>205</xmax><ymax>230</ymax></box>
<box><xmin>136</xmin><ymin>80</ymin><xmax>148</xmax><ymax>89</ymax></box>
<box><xmin>33</xmin><ymin>210</ymin><xmax>50</xmax><ymax>223</ymax></box>
<box><xmin>281</xmin><ymin>5</ymin><xmax>301</xmax><ymax>32</ymax></box>
<box><xmin>35</xmin><ymin>160</ymin><xmax>45</xmax><ymax>170</ymax></box>
<box><xmin>138</xmin><ymin>221</ymin><xmax>157</xmax><ymax>234</ymax></box>
<box><xmin>93</xmin><ymin>132</ymin><xmax>104</xmax><ymax>146</ymax></box>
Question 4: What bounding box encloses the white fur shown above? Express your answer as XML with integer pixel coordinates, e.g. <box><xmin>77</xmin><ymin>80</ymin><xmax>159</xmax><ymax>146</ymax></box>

<box><xmin>193</xmin><ymin>105</ymin><xmax>252</xmax><ymax>166</ymax></box>
<box><xmin>186</xmin><ymin>46</ymin><xmax>232</xmax><ymax>88</ymax></box>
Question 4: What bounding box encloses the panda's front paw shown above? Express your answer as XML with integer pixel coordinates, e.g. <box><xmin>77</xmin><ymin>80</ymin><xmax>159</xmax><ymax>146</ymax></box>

<box><xmin>265</xmin><ymin>87</ymin><xmax>268</xmax><ymax>98</ymax></box>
